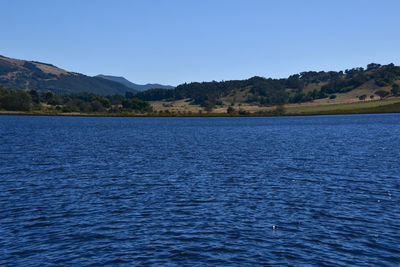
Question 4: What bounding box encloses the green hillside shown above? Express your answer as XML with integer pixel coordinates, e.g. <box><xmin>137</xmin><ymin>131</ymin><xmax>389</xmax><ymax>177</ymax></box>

<box><xmin>0</xmin><ymin>55</ymin><xmax>136</xmax><ymax>95</ymax></box>
<box><xmin>2</xmin><ymin>54</ymin><xmax>400</xmax><ymax>114</ymax></box>
<box><xmin>135</xmin><ymin>63</ymin><xmax>400</xmax><ymax>110</ymax></box>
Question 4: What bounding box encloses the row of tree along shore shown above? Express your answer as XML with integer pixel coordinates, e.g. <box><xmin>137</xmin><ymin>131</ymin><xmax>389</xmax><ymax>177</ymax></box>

<box><xmin>0</xmin><ymin>86</ymin><xmax>284</xmax><ymax>115</ymax></box>
<box><xmin>0</xmin><ymin>87</ymin><xmax>152</xmax><ymax>113</ymax></box>
<box><xmin>2</xmin><ymin>85</ymin><xmax>400</xmax><ymax>117</ymax></box>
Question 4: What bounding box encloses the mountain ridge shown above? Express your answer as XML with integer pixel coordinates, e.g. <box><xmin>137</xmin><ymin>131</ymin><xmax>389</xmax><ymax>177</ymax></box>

<box><xmin>96</xmin><ymin>74</ymin><xmax>174</xmax><ymax>91</ymax></box>
<box><xmin>1</xmin><ymin>55</ymin><xmax>399</xmax><ymax>109</ymax></box>
<box><xmin>0</xmin><ymin>55</ymin><xmax>136</xmax><ymax>95</ymax></box>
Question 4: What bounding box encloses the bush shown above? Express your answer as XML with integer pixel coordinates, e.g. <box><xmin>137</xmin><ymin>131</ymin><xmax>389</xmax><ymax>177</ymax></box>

<box><xmin>227</xmin><ymin>106</ymin><xmax>235</xmax><ymax>114</ymax></box>
<box><xmin>122</xmin><ymin>98</ymin><xmax>152</xmax><ymax>112</ymax></box>
<box><xmin>391</xmin><ymin>84</ymin><xmax>399</xmax><ymax>96</ymax></box>
<box><xmin>275</xmin><ymin>104</ymin><xmax>286</xmax><ymax>114</ymax></box>
<box><xmin>0</xmin><ymin>90</ymin><xmax>32</xmax><ymax>111</ymax></box>
<box><xmin>238</xmin><ymin>109</ymin><xmax>249</xmax><ymax>115</ymax></box>
<box><xmin>375</xmin><ymin>90</ymin><xmax>389</xmax><ymax>99</ymax></box>
<box><xmin>90</xmin><ymin>100</ymin><xmax>105</xmax><ymax>112</ymax></box>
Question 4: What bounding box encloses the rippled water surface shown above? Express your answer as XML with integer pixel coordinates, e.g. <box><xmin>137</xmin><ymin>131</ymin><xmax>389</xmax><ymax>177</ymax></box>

<box><xmin>1</xmin><ymin>114</ymin><xmax>399</xmax><ymax>266</ymax></box>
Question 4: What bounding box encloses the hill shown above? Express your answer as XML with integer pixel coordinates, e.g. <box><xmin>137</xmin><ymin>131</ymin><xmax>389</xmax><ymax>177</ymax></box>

<box><xmin>134</xmin><ymin>63</ymin><xmax>400</xmax><ymax>111</ymax></box>
<box><xmin>96</xmin><ymin>75</ymin><xmax>174</xmax><ymax>91</ymax></box>
<box><xmin>2</xmin><ymin>54</ymin><xmax>399</xmax><ymax>113</ymax></box>
<box><xmin>0</xmin><ymin>55</ymin><xmax>136</xmax><ymax>95</ymax></box>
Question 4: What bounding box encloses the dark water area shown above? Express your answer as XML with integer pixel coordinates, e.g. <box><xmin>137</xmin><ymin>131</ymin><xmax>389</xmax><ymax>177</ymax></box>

<box><xmin>0</xmin><ymin>114</ymin><xmax>399</xmax><ymax>266</ymax></box>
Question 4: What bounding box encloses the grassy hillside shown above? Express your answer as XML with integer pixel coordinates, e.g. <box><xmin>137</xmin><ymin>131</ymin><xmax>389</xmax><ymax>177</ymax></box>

<box><xmin>135</xmin><ymin>63</ymin><xmax>400</xmax><ymax>111</ymax></box>
<box><xmin>0</xmin><ymin>55</ymin><xmax>136</xmax><ymax>95</ymax></box>
<box><xmin>2</xmin><ymin>55</ymin><xmax>400</xmax><ymax>116</ymax></box>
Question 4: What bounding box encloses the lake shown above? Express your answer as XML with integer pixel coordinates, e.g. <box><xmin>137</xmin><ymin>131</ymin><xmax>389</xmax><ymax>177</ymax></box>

<box><xmin>0</xmin><ymin>114</ymin><xmax>399</xmax><ymax>266</ymax></box>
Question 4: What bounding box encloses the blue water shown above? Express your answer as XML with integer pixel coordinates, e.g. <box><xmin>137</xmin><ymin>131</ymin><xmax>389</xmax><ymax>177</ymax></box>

<box><xmin>0</xmin><ymin>114</ymin><xmax>399</xmax><ymax>266</ymax></box>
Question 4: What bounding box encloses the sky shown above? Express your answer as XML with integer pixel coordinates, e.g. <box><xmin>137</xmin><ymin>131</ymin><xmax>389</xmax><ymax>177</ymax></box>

<box><xmin>2</xmin><ymin>0</ymin><xmax>400</xmax><ymax>86</ymax></box>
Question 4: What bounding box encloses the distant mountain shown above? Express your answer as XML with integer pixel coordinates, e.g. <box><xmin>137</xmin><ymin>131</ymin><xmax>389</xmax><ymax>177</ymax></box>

<box><xmin>96</xmin><ymin>74</ymin><xmax>174</xmax><ymax>91</ymax></box>
<box><xmin>0</xmin><ymin>55</ymin><xmax>136</xmax><ymax>95</ymax></box>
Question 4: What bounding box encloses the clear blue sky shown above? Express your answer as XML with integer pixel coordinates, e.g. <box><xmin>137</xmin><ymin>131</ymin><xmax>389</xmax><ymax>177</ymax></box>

<box><xmin>2</xmin><ymin>0</ymin><xmax>400</xmax><ymax>86</ymax></box>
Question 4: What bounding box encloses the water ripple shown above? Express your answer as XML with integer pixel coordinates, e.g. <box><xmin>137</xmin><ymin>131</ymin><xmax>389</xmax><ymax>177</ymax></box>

<box><xmin>0</xmin><ymin>115</ymin><xmax>399</xmax><ymax>266</ymax></box>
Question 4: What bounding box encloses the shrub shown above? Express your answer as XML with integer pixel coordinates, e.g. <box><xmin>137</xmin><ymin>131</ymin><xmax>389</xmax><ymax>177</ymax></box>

<box><xmin>227</xmin><ymin>106</ymin><xmax>235</xmax><ymax>114</ymax></box>
<box><xmin>0</xmin><ymin>90</ymin><xmax>32</xmax><ymax>111</ymax></box>
<box><xmin>375</xmin><ymin>90</ymin><xmax>389</xmax><ymax>99</ymax></box>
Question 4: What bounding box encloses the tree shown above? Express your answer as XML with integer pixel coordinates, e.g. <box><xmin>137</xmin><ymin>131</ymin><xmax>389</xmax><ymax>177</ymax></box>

<box><xmin>90</xmin><ymin>100</ymin><xmax>105</xmax><ymax>112</ymax></box>
<box><xmin>0</xmin><ymin>90</ymin><xmax>32</xmax><ymax>111</ymax></box>
<box><xmin>375</xmin><ymin>90</ymin><xmax>389</xmax><ymax>99</ymax></box>
<box><xmin>29</xmin><ymin>89</ymin><xmax>40</xmax><ymax>104</ymax></box>
<box><xmin>391</xmin><ymin>84</ymin><xmax>399</xmax><ymax>96</ymax></box>
<box><xmin>275</xmin><ymin>104</ymin><xmax>286</xmax><ymax>114</ymax></box>
<box><xmin>45</xmin><ymin>91</ymin><xmax>60</xmax><ymax>105</ymax></box>
<box><xmin>122</xmin><ymin>98</ymin><xmax>152</xmax><ymax>112</ymax></box>
<box><xmin>227</xmin><ymin>106</ymin><xmax>235</xmax><ymax>114</ymax></box>
<box><xmin>359</xmin><ymin>95</ymin><xmax>367</xmax><ymax>101</ymax></box>
<box><xmin>202</xmin><ymin>101</ymin><xmax>214</xmax><ymax>113</ymax></box>
<box><xmin>94</xmin><ymin>96</ymin><xmax>111</xmax><ymax>108</ymax></box>
<box><xmin>367</xmin><ymin>63</ymin><xmax>381</xmax><ymax>71</ymax></box>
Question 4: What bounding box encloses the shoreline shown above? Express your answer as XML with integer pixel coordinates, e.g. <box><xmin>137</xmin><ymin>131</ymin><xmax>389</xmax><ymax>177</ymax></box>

<box><xmin>1</xmin><ymin>109</ymin><xmax>400</xmax><ymax>118</ymax></box>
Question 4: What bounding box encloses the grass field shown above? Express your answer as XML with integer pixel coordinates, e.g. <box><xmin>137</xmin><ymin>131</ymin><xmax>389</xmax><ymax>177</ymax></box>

<box><xmin>285</xmin><ymin>98</ymin><xmax>400</xmax><ymax>114</ymax></box>
<box><xmin>149</xmin><ymin>96</ymin><xmax>400</xmax><ymax>115</ymax></box>
<box><xmin>148</xmin><ymin>82</ymin><xmax>398</xmax><ymax>115</ymax></box>
<box><xmin>2</xmin><ymin>97</ymin><xmax>400</xmax><ymax>117</ymax></box>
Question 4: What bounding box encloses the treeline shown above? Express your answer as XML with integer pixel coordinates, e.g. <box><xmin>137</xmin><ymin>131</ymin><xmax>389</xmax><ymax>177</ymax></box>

<box><xmin>133</xmin><ymin>63</ymin><xmax>400</xmax><ymax>109</ymax></box>
<box><xmin>0</xmin><ymin>87</ymin><xmax>152</xmax><ymax>113</ymax></box>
